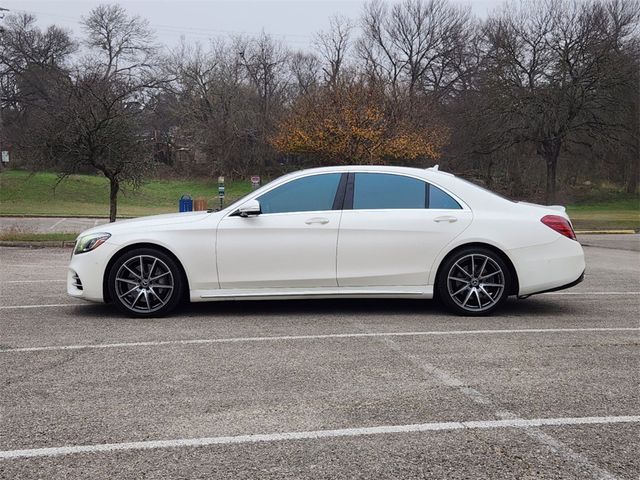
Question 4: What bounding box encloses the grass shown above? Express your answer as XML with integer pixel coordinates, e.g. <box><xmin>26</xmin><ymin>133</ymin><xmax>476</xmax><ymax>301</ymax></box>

<box><xmin>0</xmin><ymin>169</ymin><xmax>638</xmax><ymax>231</ymax></box>
<box><xmin>567</xmin><ymin>196</ymin><xmax>639</xmax><ymax>231</ymax></box>
<box><xmin>0</xmin><ymin>231</ymin><xmax>77</xmax><ymax>242</ymax></box>
<box><xmin>0</xmin><ymin>170</ymin><xmax>253</xmax><ymax>217</ymax></box>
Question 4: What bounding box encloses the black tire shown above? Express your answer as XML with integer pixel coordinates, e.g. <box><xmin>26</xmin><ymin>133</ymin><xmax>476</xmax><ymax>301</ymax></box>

<box><xmin>436</xmin><ymin>247</ymin><xmax>512</xmax><ymax>316</ymax></box>
<box><xmin>107</xmin><ymin>247</ymin><xmax>184</xmax><ymax>317</ymax></box>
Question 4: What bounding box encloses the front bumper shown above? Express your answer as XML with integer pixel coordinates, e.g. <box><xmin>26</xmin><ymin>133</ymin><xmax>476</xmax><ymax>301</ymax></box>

<box><xmin>67</xmin><ymin>241</ymin><xmax>120</xmax><ymax>303</ymax></box>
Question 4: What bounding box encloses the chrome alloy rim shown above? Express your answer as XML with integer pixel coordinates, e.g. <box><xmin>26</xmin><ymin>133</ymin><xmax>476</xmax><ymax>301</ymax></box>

<box><xmin>447</xmin><ymin>254</ymin><xmax>505</xmax><ymax>312</ymax></box>
<box><xmin>115</xmin><ymin>255</ymin><xmax>174</xmax><ymax>313</ymax></box>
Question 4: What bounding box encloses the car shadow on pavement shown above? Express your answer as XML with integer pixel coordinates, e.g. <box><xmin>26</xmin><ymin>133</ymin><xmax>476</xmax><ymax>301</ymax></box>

<box><xmin>70</xmin><ymin>296</ymin><xmax>574</xmax><ymax>319</ymax></box>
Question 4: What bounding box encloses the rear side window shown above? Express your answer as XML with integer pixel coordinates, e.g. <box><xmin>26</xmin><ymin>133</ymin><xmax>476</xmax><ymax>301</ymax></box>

<box><xmin>429</xmin><ymin>185</ymin><xmax>461</xmax><ymax>209</ymax></box>
<box><xmin>258</xmin><ymin>173</ymin><xmax>341</xmax><ymax>214</ymax></box>
<box><xmin>353</xmin><ymin>173</ymin><xmax>426</xmax><ymax>209</ymax></box>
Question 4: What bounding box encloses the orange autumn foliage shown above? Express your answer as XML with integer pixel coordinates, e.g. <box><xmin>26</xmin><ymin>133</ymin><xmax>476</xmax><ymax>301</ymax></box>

<box><xmin>270</xmin><ymin>84</ymin><xmax>448</xmax><ymax>164</ymax></box>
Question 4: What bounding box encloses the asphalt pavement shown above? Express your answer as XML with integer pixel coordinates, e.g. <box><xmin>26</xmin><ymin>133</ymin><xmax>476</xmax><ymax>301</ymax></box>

<box><xmin>0</xmin><ymin>236</ymin><xmax>638</xmax><ymax>479</ymax></box>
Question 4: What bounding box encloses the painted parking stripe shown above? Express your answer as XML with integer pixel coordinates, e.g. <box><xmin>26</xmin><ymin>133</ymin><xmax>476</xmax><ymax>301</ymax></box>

<box><xmin>1</xmin><ymin>280</ymin><xmax>66</xmax><ymax>284</ymax></box>
<box><xmin>0</xmin><ymin>304</ymin><xmax>77</xmax><ymax>310</ymax></box>
<box><xmin>543</xmin><ymin>291</ymin><xmax>640</xmax><ymax>295</ymax></box>
<box><xmin>1</xmin><ymin>415</ymin><xmax>637</xmax><ymax>460</ymax></box>
<box><xmin>1</xmin><ymin>327</ymin><xmax>637</xmax><ymax>354</ymax></box>
<box><xmin>48</xmin><ymin>218</ymin><xmax>67</xmax><ymax>230</ymax></box>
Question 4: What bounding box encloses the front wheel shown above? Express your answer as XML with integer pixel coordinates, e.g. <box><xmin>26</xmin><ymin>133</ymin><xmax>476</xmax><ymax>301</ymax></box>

<box><xmin>108</xmin><ymin>248</ymin><xmax>184</xmax><ymax>317</ymax></box>
<box><xmin>436</xmin><ymin>247</ymin><xmax>511</xmax><ymax>316</ymax></box>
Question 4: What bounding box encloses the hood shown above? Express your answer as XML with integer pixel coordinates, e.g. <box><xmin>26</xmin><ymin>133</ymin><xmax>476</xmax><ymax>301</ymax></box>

<box><xmin>77</xmin><ymin>210</ymin><xmax>217</xmax><ymax>238</ymax></box>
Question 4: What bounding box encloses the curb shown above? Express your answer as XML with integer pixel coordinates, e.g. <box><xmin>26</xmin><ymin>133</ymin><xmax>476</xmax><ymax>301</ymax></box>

<box><xmin>575</xmin><ymin>230</ymin><xmax>637</xmax><ymax>235</ymax></box>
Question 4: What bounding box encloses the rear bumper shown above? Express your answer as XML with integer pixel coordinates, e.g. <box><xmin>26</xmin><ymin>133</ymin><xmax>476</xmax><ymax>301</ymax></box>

<box><xmin>508</xmin><ymin>237</ymin><xmax>586</xmax><ymax>296</ymax></box>
<box><xmin>519</xmin><ymin>270</ymin><xmax>584</xmax><ymax>297</ymax></box>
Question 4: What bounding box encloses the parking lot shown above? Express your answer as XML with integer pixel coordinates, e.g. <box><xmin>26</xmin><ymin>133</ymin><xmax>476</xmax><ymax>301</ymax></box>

<box><xmin>0</xmin><ymin>235</ymin><xmax>638</xmax><ymax>479</ymax></box>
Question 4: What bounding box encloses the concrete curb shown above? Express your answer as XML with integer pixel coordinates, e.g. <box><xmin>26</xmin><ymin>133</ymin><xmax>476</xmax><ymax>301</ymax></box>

<box><xmin>575</xmin><ymin>229</ymin><xmax>637</xmax><ymax>234</ymax></box>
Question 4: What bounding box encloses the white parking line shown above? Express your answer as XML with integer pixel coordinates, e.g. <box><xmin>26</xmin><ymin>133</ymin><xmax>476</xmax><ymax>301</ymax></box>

<box><xmin>0</xmin><ymin>304</ymin><xmax>77</xmax><ymax>310</ymax></box>
<box><xmin>372</xmin><ymin>332</ymin><xmax>625</xmax><ymax>480</ymax></box>
<box><xmin>1</xmin><ymin>280</ymin><xmax>66</xmax><ymax>284</ymax></box>
<box><xmin>1</xmin><ymin>327</ymin><xmax>637</xmax><ymax>353</ymax></box>
<box><xmin>544</xmin><ymin>291</ymin><xmax>640</xmax><ymax>295</ymax></box>
<box><xmin>48</xmin><ymin>218</ymin><xmax>67</xmax><ymax>230</ymax></box>
<box><xmin>0</xmin><ymin>415</ymin><xmax>637</xmax><ymax>460</ymax></box>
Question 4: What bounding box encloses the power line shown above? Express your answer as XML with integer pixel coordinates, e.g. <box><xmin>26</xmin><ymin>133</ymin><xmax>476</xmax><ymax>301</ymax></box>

<box><xmin>11</xmin><ymin>7</ymin><xmax>316</xmax><ymax>45</ymax></box>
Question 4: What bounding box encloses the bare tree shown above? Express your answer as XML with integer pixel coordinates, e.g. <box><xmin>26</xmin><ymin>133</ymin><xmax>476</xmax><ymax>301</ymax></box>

<box><xmin>480</xmin><ymin>0</ymin><xmax>640</xmax><ymax>202</ymax></box>
<box><xmin>358</xmin><ymin>0</ymin><xmax>473</xmax><ymax>98</ymax></box>
<box><xmin>289</xmin><ymin>51</ymin><xmax>321</xmax><ymax>96</ymax></box>
<box><xmin>81</xmin><ymin>4</ymin><xmax>156</xmax><ymax>80</ymax></box>
<box><xmin>315</xmin><ymin>15</ymin><xmax>353</xmax><ymax>88</ymax></box>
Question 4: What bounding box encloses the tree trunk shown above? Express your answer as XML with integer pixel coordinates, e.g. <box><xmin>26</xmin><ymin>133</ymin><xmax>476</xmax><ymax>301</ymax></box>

<box><xmin>539</xmin><ymin>137</ymin><xmax>561</xmax><ymax>204</ymax></box>
<box><xmin>109</xmin><ymin>177</ymin><xmax>119</xmax><ymax>222</ymax></box>
<box><xmin>626</xmin><ymin>148</ymin><xmax>639</xmax><ymax>194</ymax></box>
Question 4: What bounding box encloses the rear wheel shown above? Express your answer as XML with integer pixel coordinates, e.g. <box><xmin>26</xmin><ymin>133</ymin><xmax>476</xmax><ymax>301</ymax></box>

<box><xmin>437</xmin><ymin>247</ymin><xmax>511</xmax><ymax>316</ymax></box>
<box><xmin>108</xmin><ymin>248</ymin><xmax>184</xmax><ymax>317</ymax></box>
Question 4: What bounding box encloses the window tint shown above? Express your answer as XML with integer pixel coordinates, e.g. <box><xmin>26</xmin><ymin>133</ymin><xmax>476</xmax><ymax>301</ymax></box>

<box><xmin>353</xmin><ymin>173</ymin><xmax>426</xmax><ymax>209</ymax></box>
<box><xmin>258</xmin><ymin>173</ymin><xmax>341</xmax><ymax>214</ymax></box>
<box><xmin>429</xmin><ymin>185</ymin><xmax>461</xmax><ymax>209</ymax></box>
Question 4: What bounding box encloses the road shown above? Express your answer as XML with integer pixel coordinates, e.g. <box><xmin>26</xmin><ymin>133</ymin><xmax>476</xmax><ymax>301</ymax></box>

<box><xmin>0</xmin><ymin>236</ymin><xmax>638</xmax><ymax>479</ymax></box>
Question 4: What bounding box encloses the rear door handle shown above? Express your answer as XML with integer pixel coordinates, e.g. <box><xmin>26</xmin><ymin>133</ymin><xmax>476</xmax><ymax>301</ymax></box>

<box><xmin>434</xmin><ymin>215</ymin><xmax>458</xmax><ymax>223</ymax></box>
<box><xmin>305</xmin><ymin>217</ymin><xmax>330</xmax><ymax>225</ymax></box>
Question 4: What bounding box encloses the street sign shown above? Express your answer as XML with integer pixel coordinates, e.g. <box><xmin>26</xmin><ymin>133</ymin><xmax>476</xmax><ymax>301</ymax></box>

<box><xmin>1</xmin><ymin>151</ymin><xmax>8</xmax><ymax>163</ymax></box>
<box><xmin>251</xmin><ymin>175</ymin><xmax>260</xmax><ymax>189</ymax></box>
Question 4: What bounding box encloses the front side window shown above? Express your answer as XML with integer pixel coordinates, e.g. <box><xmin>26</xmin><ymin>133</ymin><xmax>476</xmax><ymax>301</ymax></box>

<box><xmin>258</xmin><ymin>173</ymin><xmax>342</xmax><ymax>214</ymax></box>
<box><xmin>353</xmin><ymin>173</ymin><xmax>426</xmax><ymax>209</ymax></box>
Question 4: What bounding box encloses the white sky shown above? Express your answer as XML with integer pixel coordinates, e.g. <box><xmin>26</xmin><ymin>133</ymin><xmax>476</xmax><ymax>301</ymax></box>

<box><xmin>1</xmin><ymin>0</ymin><xmax>504</xmax><ymax>51</ymax></box>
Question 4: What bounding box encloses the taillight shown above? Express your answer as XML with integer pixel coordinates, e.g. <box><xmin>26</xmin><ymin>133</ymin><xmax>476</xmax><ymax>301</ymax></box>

<box><xmin>541</xmin><ymin>215</ymin><xmax>577</xmax><ymax>241</ymax></box>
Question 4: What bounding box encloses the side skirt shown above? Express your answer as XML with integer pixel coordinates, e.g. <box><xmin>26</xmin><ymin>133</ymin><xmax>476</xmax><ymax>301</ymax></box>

<box><xmin>190</xmin><ymin>286</ymin><xmax>433</xmax><ymax>303</ymax></box>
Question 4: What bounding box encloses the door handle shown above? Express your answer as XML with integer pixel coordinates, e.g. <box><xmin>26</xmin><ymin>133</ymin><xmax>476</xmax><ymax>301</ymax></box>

<box><xmin>305</xmin><ymin>217</ymin><xmax>330</xmax><ymax>225</ymax></box>
<box><xmin>434</xmin><ymin>215</ymin><xmax>458</xmax><ymax>223</ymax></box>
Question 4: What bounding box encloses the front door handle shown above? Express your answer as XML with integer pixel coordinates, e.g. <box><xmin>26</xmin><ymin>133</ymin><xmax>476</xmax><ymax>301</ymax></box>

<box><xmin>305</xmin><ymin>217</ymin><xmax>330</xmax><ymax>225</ymax></box>
<box><xmin>434</xmin><ymin>215</ymin><xmax>458</xmax><ymax>223</ymax></box>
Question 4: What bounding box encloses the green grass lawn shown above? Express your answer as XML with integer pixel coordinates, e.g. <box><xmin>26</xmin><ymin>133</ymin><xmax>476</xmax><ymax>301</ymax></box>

<box><xmin>0</xmin><ymin>231</ymin><xmax>77</xmax><ymax>242</ymax></box>
<box><xmin>0</xmin><ymin>170</ymin><xmax>638</xmax><ymax>231</ymax></box>
<box><xmin>567</xmin><ymin>197</ymin><xmax>639</xmax><ymax>231</ymax></box>
<box><xmin>0</xmin><ymin>170</ymin><xmax>253</xmax><ymax>217</ymax></box>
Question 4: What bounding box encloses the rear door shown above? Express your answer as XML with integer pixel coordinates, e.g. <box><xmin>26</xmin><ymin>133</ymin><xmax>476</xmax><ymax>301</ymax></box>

<box><xmin>336</xmin><ymin>172</ymin><xmax>472</xmax><ymax>287</ymax></box>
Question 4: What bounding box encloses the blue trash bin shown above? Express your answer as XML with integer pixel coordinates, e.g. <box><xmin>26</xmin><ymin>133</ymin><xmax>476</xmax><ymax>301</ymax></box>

<box><xmin>179</xmin><ymin>194</ymin><xmax>193</xmax><ymax>212</ymax></box>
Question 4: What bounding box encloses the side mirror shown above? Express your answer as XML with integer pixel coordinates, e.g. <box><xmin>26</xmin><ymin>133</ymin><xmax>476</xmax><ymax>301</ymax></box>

<box><xmin>237</xmin><ymin>199</ymin><xmax>261</xmax><ymax>217</ymax></box>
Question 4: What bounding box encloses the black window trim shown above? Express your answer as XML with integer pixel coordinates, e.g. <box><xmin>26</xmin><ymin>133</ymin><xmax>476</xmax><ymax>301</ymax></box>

<box><xmin>237</xmin><ymin>171</ymin><xmax>346</xmax><ymax>216</ymax></box>
<box><xmin>344</xmin><ymin>171</ymin><xmax>464</xmax><ymax>211</ymax></box>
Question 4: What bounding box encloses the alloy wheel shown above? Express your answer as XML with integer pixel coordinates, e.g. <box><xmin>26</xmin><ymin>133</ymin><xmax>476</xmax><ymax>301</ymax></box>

<box><xmin>446</xmin><ymin>253</ymin><xmax>505</xmax><ymax>312</ymax></box>
<box><xmin>114</xmin><ymin>255</ymin><xmax>174</xmax><ymax>314</ymax></box>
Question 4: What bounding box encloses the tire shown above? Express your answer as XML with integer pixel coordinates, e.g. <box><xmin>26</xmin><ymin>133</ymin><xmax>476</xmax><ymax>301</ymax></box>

<box><xmin>107</xmin><ymin>248</ymin><xmax>184</xmax><ymax>317</ymax></box>
<box><xmin>436</xmin><ymin>247</ymin><xmax>511</xmax><ymax>316</ymax></box>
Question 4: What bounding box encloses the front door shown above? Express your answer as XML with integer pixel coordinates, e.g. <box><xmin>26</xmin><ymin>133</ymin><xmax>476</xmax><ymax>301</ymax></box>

<box><xmin>217</xmin><ymin>173</ymin><xmax>344</xmax><ymax>289</ymax></box>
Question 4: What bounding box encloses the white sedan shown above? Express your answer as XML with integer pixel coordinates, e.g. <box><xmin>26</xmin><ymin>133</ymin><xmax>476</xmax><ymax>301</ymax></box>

<box><xmin>68</xmin><ymin>166</ymin><xmax>585</xmax><ymax>316</ymax></box>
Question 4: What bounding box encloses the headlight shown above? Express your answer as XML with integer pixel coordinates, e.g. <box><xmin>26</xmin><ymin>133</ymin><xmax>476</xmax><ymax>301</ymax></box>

<box><xmin>74</xmin><ymin>233</ymin><xmax>111</xmax><ymax>255</ymax></box>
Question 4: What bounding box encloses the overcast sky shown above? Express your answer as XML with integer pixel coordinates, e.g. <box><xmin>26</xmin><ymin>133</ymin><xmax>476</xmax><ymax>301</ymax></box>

<box><xmin>1</xmin><ymin>0</ymin><xmax>504</xmax><ymax>50</ymax></box>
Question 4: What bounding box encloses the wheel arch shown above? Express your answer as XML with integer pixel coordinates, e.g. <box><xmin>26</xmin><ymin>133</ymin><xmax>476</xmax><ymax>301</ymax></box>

<box><xmin>102</xmin><ymin>242</ymin><xmax>191</xmax><ymax>303</ymax></box>
<box><xmin>434</xmin><ymin>242</ymin><xmax>520</xmax><ymax>297</ymax></box>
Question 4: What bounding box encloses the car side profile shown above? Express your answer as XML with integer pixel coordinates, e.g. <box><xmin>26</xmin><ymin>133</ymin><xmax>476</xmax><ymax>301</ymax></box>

<box><xmin>67</xmin><ymin>165</ymin><xmax>585</xmax><ymax>316</ymax></box>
